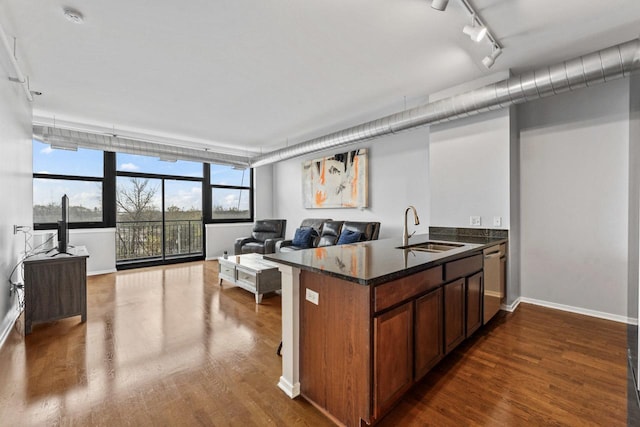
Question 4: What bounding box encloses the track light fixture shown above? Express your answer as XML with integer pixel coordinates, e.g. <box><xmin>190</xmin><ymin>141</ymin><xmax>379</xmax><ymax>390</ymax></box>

<box><xmin>427</xmin><ymin>0</ymin><xmax>503</xmax><ymax>69</ymax></box>
<box><xmin>462</xmin><ymin>18</ymin><xmax>487</xmax><ymax>42</ymax></box>
<box><xmin>431</xmin><ymin>0</ymin><xmax>449</xmax><ymax>11</ymax></box>
<box><xmin>159</xmin><ymin>155</ymin><xmax>178</xmax><ymax>162</ymax></box>
<box><xmin>482</xmin><ymin>45</ymin><xmax>502</xmax><ymax>68</ymax></box>
<box><xmin>47</xmin><ymin>138</ymin><xmax>79</xmax><ymax>151</ymax></box>
<box><xmin>458</xmin><ymin>0</ymin><xmax>503</xmax><ymax>69</ymax></box>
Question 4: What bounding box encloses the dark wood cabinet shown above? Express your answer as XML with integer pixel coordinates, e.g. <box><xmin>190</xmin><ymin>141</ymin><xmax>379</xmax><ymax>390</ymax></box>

<box><xmin>298</xmin><ymin>250</ymin><xmax>494</xmax><ymax>426</ymax></box>
<box><xmin>414</xmin><ymin>288</ymin><xmax>443</xmax><ymax>380</ymax></box>
<box><xmin>466</xmin><ymin>271</ymin><xmax>483</xmax><ymax>337</ymax></box>
<box><xmin>444</xmin><ymin>278</ymin><xmax>465</xmax><ymax>354</ymax></box>
<box><xmin>299</xmin><ymin>271</ymin><xmax>371</xmax><ymax>427</ymax></box>
<box><xmin>373</xmin><ymin>302</ymin><xmax>414</xmax><ymax>418</ymax></box>
<box><xmin>24</xmin><ymin>252</ymin><xmax>88</xmax><ymax>334</ymax></box>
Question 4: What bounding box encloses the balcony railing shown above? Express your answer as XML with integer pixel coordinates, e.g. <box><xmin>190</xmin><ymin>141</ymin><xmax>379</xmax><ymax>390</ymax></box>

<box><xmin>116</xmin><ymin>219</ymin><xmax>203</xmax><ymax>262</ymax></box>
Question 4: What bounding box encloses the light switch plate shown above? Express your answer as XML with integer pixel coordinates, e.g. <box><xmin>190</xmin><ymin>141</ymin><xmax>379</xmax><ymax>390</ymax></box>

<box><xmin>305</xmin><ymin>288</ymin><xmax>319</xmax><ymax>305</ymax></box>
<box><xmin>493</xmin><ymin>216</ymin><xmax>502</xmax><ymax>227</ymax></box>
<box><xmin>470</xmin><ymin>216</ymin><xmax>481</xmax><ymax>226</ymax></box>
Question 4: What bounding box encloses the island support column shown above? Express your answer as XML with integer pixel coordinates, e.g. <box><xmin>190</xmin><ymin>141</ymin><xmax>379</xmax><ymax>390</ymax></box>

<box><xmin>276</xmin><ymin>264</ymin><xmax>301</xmax><ymax>398</ymax></box>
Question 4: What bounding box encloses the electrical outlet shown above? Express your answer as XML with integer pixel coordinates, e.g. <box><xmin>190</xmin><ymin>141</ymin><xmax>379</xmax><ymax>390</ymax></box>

<box><xmin>470</xmin><ymin>216</ymin><xmax>481</xmax><ymax>226</ymax></box>
<box><xmin>493</xmin><ymin>216</ymin><xmax>502</xmax><ymax>227</ymax></box>
<box><xmin>13</xmin><ymin>225</ymin><xmax>28</xmax><ymax>234</ymax></box>
<box><xmin>305</xmin><ymin>288</ymin><xmax>319</xmax><ymax>305</ymax></box>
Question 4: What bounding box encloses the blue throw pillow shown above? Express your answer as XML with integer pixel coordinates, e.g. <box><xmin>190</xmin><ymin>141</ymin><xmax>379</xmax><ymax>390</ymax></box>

<box><xmin>292</xmin><ymin>227</ymin><xmax>315</xmax><ymax>248</ymax></box>
<box><xmin>337</xmin><ymin>229</ymin><xmax>363</xmax><ymax>245</ymax></box>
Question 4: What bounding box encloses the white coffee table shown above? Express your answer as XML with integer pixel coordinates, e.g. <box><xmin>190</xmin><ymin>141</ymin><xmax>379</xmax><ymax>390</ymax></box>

<box><xmin>218</xmin><ymin>253</ymin><xmax>282</xmax><ymax>303</ymax></box>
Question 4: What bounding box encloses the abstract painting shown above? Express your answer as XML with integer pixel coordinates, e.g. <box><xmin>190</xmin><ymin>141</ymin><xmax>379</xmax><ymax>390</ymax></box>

<box><xmin>302</xmin><ymin>149</ymin><xmax>368</xmax><ymax>208</ymax></box>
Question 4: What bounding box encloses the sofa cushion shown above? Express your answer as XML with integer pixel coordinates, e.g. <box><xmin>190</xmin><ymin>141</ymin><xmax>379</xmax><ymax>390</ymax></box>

<box><xmin>254</xmin><ymin>220</ymin><xmax>281</xmax><ymax>233</ymax></box>
<box><xmin>292</xmin><ymin>227</ymin><xmax>316</xmax><ymax>249</ymax></box>
<box><xmin>300</xmin><ymin>218</ymin><xmax>332</xmax><ymax>234</ymax></box>
<box><xmin>342</xmin><ymin>221</ymin><xmax>381</xmax><ymax>241</ymax></box>
<box><xmin>337</xmin><ymin>229</ymin><xmax>363</xmax><ymax>245</ymax></box>
<box><xmin>279</xmin><ymin>245</ymin><xmax>304</xmax><ymax>253</ymax></box>
<box><xmin>242</xmin><ymin>242</ymin><xmax>265</xmax><ymax>254</ymax></box>
<box><xmin>252</xmin><ymin>219</ymin><xmax>285</xmax><ymax>242</ymax></box>
<box><xmin>317</xmin><ymin>221</ymin><xmax>343</xmax><ymax>247</ymax></box>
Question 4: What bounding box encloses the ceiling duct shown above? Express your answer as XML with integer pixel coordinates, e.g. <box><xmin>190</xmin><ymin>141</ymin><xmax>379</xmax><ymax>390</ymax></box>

<box><xmin>250</xmin><ymin>38</ymin><xmax>640</xmax><ymax>168</ymax></box>
<box><xmin>34</xmin><ymin>126</ymin><xmax>251</xmax><ymax>168</ymax></box>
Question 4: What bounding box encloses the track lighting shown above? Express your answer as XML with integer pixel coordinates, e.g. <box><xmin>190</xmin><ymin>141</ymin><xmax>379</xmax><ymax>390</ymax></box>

<box><xmin>159</xmin><ymin>154</ymin><xmax>178</xmax><ymax>162</ymax></box>
<box><xmin>482</xmin><ymin>46</ymin><xmax>502</xmax><ymax>69</ymax></box>
<box><xmin>463</xmin><ymin>19</ymin><xmax>487</xmax><ymax>42</ymax></box>
<box><xmin>431</xmin><ymin>0</ymin><xmax>449</xmax><ymax>11</ymax></box>
<box><xmin>456</xmin><ymin>1</ymin><xmax>503</xmax><ymax>69</ymax></box>
<box><xmin>48</xmin><ymin>138</ymin><xmax>79</xmax><ymax>151</ymax></box>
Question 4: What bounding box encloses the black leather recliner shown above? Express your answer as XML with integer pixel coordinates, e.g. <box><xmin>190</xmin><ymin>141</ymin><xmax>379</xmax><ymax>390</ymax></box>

<box><xmin>234</xmin><ymin>219</ymin><xmax>287</xmax><ymax>255</ymax></box>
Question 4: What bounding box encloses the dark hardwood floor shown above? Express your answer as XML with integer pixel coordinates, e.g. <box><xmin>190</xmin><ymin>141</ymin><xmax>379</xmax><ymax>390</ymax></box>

<box><xmin>0</xmin><ymin>261</ymin><xmax>630</xmax><ymax>426</ymax></box>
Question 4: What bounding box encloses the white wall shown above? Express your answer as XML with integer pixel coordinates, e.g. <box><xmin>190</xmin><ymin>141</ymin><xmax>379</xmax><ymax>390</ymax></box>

<box><xmin>32</xmin><ymin>229</ymin><xmax>117</xmax><ymax>276</ymax></box>
<box><xmin>205</xmin><ymin>223</ymin><xmax>254</xmax><ymax>259</ymax></box>
<box><xmin>429</xmin><ymin>105</ymin><xmax>519</xmax><ymax>307</ymax></box>
<box><xmin>0</xmin><ymin>55</ymin><xmax>33</xmax><ymax>347</ymax></box>
<box><xmin>519</xmin><ymin>79</ymin><xmax>631</xmax><ymax>321</ymax></box>
<box><xmin>70</xmin><ymin>229</ymin><xmax>116</xmax><ymax>275</ymax></box>
<box><xmin>430</xmin><ymin>109</ymin><xmax>511</xmax><ymax>229</ymax></box>
<box><xmin>272</xmin><ymin>128</ymin><xmax>430</xmax><ymax>239</ymax></box>
<box><xmin>255</xmin><ymin>164</ymin><xmax>274</xmax><ymax>219</ymax></box>
<box><xmin>508</xmin><ymin>106</ymin><xmax>522</xmax><ymax>307</ymax></box>
<box><xmin>630</xmin><ymin>73</ymin><xmax>640</xmax><ymax>387</ymax></box>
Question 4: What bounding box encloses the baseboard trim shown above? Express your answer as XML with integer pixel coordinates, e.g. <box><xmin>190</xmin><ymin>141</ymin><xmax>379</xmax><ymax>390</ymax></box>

<box><xmin>520</xmin><ymin>297</ymin><xmax>636</xmax><ymax>325</ymax></box>
<box><xmin>278</xmin><ymin>376</ymin><xmax>300</xmax><ymax>398</ymax></box>
<box><xmin>0</xmin><ymin>298</ymin><xmax>21</xmax><ymax>352</ymax></box>
<box><xmin>501</xmin><ymin>297</ymin><xmax>521</xmax><ymax>312</ymax></box>
<box><xmin>87</xmin><ymin>268</ymin><xmax>117</xmax><ymax>276</ymax></box>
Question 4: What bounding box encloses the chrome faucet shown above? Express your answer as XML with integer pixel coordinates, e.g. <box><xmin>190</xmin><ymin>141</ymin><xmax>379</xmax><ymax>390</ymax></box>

<box><xmin>403</xmin><ymin>206</ymin><xmax>420</xmax><ymax>247</ymax></box>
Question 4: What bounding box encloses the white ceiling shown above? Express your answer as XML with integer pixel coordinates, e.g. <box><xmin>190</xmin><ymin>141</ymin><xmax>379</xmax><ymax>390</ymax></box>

<box><xmin>2</xmin><ymin>0</ymin><xmax>640</xmax><ymax>155</ymax></box>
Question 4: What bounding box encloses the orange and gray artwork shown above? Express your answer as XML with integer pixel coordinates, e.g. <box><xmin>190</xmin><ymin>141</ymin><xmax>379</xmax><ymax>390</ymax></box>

<box><xmin>302</xmin><ymin>148</ymin><xmax>368</xmax><ymax>208</ymax></box>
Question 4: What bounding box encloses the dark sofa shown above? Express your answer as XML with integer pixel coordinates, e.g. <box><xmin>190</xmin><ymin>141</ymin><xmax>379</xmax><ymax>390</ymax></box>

<box><xmin>277</xmin><ymin>219</ymin><xmax>380</xmax><ymax>253</ymax></box>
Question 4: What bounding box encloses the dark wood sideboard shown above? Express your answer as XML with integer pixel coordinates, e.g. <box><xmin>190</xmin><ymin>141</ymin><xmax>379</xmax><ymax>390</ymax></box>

<box><xmin>23</xmin><ymin>248</ymin><xmax>89</xmax><ymax>334</ymax></box>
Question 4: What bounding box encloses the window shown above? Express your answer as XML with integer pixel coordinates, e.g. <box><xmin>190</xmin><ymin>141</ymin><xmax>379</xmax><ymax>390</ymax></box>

<box><xmin>115</xmin><ymin>153</ymin><xmax>206</xmax><ymax>263</ymax></box>
<box><xmin>33</xmin><ymin>140</ymin><xmax>104</xmax><ymax>228</ymax></box>
<box><xmin>33</xmin><ymin>140</ymin><xmax>254</xmax><ymax>232</ymax></box>
<box><xmin>210</xmin><ymin>164</ymin><xmax>253</xmax><ymax>222</ymax></box>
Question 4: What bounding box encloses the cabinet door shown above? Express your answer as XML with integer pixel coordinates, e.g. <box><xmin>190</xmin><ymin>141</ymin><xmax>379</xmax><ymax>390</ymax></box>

<box><xmin>500</xmin><ymin>256</ymin><xmax>507</xmax><ymax>303</ymax></box>
<box><xmin>414</xmin><ymin>288</ymin><xmax>443</xmax><ymax>380</ymax></box>
<box><xmin>374</xmin><ymin>302</ymin><xmax>413</xmax><ymax>419</ymax></box>
<box><xmin>466</xmin><ymin>272</ymin><xmax>483</xmax><ymax>337</ymax></box>
<box><xmin>444</xmin><ymin>278</ymin><xmax>465</xmax><ymax>354</ymax></box>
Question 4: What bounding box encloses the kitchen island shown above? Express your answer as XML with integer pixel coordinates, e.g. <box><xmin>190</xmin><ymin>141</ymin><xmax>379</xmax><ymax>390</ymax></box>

<box><xmin>265</xmin><ymin>232</ymin><xmax>507</xmax><ymax>426</ymax></box>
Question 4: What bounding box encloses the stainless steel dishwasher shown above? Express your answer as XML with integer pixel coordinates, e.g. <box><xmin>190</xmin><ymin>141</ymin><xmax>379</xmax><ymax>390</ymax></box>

<box><xmin>483</xmin><ymin>245</ymin><xmax>502</xmax><ymax>323</ymax></box>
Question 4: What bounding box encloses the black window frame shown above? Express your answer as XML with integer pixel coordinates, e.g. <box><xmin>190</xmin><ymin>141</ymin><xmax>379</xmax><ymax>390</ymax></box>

<box><xmin>32</xmin><ymin>150</ymin><xmax>113</xmax><ymax>231</ymax></box>
<box><xmin>33</xmin><ymin>146</ymin><xmax>255</xmax><ymax>230</ymax></box>
<box><xmin>205</xmin><ymin>163</ymin><xmax>254</xmax><ymax>224</ymax></box>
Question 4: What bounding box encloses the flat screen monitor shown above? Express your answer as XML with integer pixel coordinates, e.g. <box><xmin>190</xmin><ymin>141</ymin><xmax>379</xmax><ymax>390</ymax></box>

<box><xmin>57</xmin><ymin>194</ymin><xmax>70</xmax><ymax>253</ymax></box>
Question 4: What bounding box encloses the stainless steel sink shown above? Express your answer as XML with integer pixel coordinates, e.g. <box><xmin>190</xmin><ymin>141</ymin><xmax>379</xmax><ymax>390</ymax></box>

<box><xmin>396</xmin><ymin>241</ymin><xmax>464</xmax><ymax>253</ymax></box>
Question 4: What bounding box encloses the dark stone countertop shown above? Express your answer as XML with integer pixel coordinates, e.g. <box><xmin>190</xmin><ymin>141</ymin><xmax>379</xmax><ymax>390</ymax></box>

<box><xmin>264</xmin><ymin>233</ymin><xmax>507</xmax><ymax>286</ymax></box>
